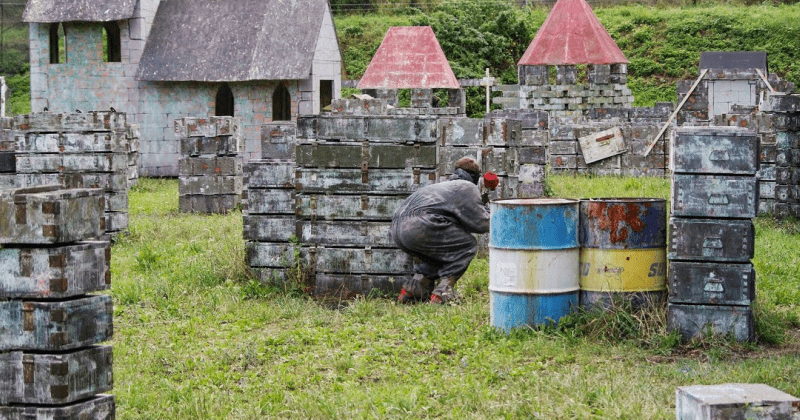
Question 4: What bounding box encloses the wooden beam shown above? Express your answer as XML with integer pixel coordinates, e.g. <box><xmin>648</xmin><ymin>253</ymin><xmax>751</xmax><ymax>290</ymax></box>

<box><xmin>644</xmin><ymin>68</ymin><xmax>709</xmax><ymax>157</ymax></box>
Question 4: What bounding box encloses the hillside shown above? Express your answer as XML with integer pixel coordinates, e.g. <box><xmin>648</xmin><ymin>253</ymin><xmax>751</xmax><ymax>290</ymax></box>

<box><xmin>4</xmin><ymin>2</ymin><xmax>800</xmax><ymax>116</ymax></box>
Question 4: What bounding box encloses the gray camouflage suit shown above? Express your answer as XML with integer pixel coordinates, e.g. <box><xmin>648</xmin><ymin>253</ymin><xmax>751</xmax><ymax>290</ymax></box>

<box><xmin>390</xmin><ymin>167</ymin><xmax>490</xmax><ymax>302</ymax></box>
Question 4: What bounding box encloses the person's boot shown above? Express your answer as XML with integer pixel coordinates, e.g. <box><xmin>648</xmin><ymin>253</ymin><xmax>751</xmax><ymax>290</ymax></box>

<box><xmin>430</xmin><ymin>277</ymin><xmax>460</xmax><ymax>304</ymax></box>
<box><xmin>399</xmin><ymin>274</ymin><xmax>432</xmax><ymax>304</ymax></box>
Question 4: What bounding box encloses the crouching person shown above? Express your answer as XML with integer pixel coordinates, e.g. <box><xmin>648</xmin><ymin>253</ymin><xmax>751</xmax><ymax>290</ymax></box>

<box><xmin>390</xmin><ymin>157</ymin><xmax>497</xmax><ymax>304</ymax></box>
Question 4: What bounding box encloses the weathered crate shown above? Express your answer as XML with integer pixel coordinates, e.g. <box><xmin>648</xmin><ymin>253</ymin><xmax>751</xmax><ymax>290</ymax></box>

<box><xmin>761</xmin><ymin>92</ymin><xmax>800</xmax><ymax>113</ymax></box>
<box><xmin>484</xmin><ymin>118</ymin><xmax>522</xmax><ymax>146</ymax></box>
<box><xmin>294</xmin><ymin>194</ymin><xmax>405</xmax><ymax>220</ymax></box>
<box><xmin>759</xmin><ymin>181</ymin><xmax>776</xmax><ymax>200</ymax></box>
<box><xmin>179</xmin><ymin>175</ymin><xmax>243</xmax><ymax>195</ymax></box>
<box><xmin>296</xmin><ymin>142</ymin><xmax>437</xmax><ymax>169</ymax></box>
<box><xmin>673</xmin><ymin>128</ymin><xmax>759</xmax><ymax>174</ymax></box>
<box><xmin>550</xmin><ymin>154</ymin><xmax>579</xmax><ymax>170</ymax></box>
<box><xmin>438</xmin><ymin>146</ymin><xmax>514</xmax><ymax>176</ymax></box>
<box><xmin>104</xmin><ymin>192</ymin><xmax>128</xmax><ymax>212</ymax></box>
<box><xmin>0</xmin><ymin>186</ymin><xmax>104</xmax><ymax>244</ymax></box>
<box><xmin>178</xmin><ymin>157</ymin><xmax>242</xmax><ymax>177</ymax></box>
<box><xmin>668</xmin><ymin>304</ymin><xmax>754</xmax><ymax>342</ymax></box>
<box><xmin>0</xmin><ymin>294</ymin><xmax>113</xmax><ymax>351</ymax></box>
<box><xmin>261</xmin><ymin>122</ymin><xmax>296</xmax><ymax>160</ymax></box>
<box><xmin>668</xmin><ymin>218</ymin><xmax>754</xmax><ymax>262</ymax></box>
<box><xmin>174</xmin><ymin>116</ymin><xmax>238</xmax><ymax>138</ymax></box>
<box><xmin>244</xmin><ymin>160</ymin><xmax>295</xmax><ymax>189</ymax></box>
<box><xmin>676</xmin><ymin>383</ymin><xmax>800</xmax><ymax>420</ymax></box>
<box><xmin>363</xmin><ymin>116</ymin><xmax>437</xmax><ymax>143</ymax></box>
<box><xmin>517</xmin><ymin>165</ymin><xmax>545</xmax><ymax>198</ymax></box>
<box><xmin>0</xmin><ymin>241</ymin><xmax>110</xmax><ymax>299</ymax></box>
<box><xmin>243</xmin><ymin>189</ymin><xmax>295</xmax><ymax>215</ymax></box>
<box><xmin>16</xmin><ymin>132</ymin><xmax>131</xmax><ymax>154</ymax></box>
<box><xmin>308</xmin><ymin>246</ymin><xmax>412</xmax><ymax>274</ymax></box>
<box><xmin>245</xmin><ymin>241</ymin><xmax>296</xmax><ymax>268</ymax></box>
<box><xmin>59</xmin><ymin>172</ymin><xmax>129</xmax><ymax>192</ymax></box>
<box><xmin>242</xmin><ymin>215</ymin><xmax>296</xmax><ymax>242</ymax></box>
<box><xmin>775</xmin><ymin>148</ymin><xmax>792</xmax><ymax>167</ymax></box>
<box><xmin>516</xmin><ymin>146</ymin><xmax>547</xmax><ymax>165</ymax></box>
<box><xmin>294</xmin><ymin>168</ymin><xmax>437</xmax><ymax>194</ymax></box>
<box><xmin>298</xmin><ymin>117</ymin><xmax>366</xmax><ymax>141</ymax></box>
<box><xmin>12</xmin><ymin>111</ymin><xmax>126</xmax><ymax>132</ymax></box>
<box><xmin>102</xmin><ymin>211</ymin><xmax>128</xmax><ymax>232</ymax></box>
<box><xmin>0</xmin><ymin>175</ymin><xmax>16</xmax><ymax>189</ymax></box>
<box><xmin>0</xmin><ymin>346</ymin><xmax>113</xmax><ymax>405</ymax></box>
<box><xmin>178</xmin><ymin>195</ymin><xmax>240</xmax><ymax>214</ymax></box>
<box><xmin>313</xmin><ymin>273</ymin><xmax>407</xmax><ymax>297</ymax></box>
<box><xmin>179</xmin><ymin>135</ymin><xmax>242</xmax><ymax>157</ymax></box>
<box><xmin>760</xmin><ymin>145</ymin><xmax>776</xmax><ymax>164</ymax></box>
<box><xmin>19</xmin><ymin>154</ymin><xmax>129</xmax><ymax>174</ymax></box>
<box><xmin>550</xmin><ymin>140</ymin><xmax>579</xmax><ymax>155</ymax></box>
<box><xmin>671</xmin><ymin>175</ymin><xmax>757</xmax><ymax>218</ymax></box>
<box><xmin>298</xmin><ymin>221</ymin><xmax>393</xmax><ymax>247</ymax></box>
<box><xmin>669</xmin><ymin>262</ymin><xmax>755</xmax><ymax>306</ymax></box>
<box><xmin>0</xmin><ymin>393</ymin><xmax>115</xmax><ymax>420</ymax></box>
<box><xmin>515</xmin><ymin>129</ymin><xmax>549</xmax><ymax>147</ymax></box>
<box><xmin>578</xmin><ymin>127</ymin><xmax>627</xmax><ymax>164</ymax></box>
<box><xmin>438</xmin><ymin>118</ymin><xmax>483</xmax><ymax>146</ymax></box>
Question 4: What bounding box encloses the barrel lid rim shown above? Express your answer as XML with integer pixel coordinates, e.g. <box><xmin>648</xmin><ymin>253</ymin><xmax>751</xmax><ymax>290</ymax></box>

<box><xmin>491</xmin><ymin>198</ymin><xmax>579</xmax><ymax>205</ymax></box>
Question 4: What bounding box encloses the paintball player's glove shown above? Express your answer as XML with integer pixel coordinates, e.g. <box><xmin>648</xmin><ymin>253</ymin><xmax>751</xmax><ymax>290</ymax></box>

<box><xmin>481</xmin><ymin>192</ymin><xmax>490</xmax><ymax>204</ymax></box>
<box><xmin>483</xmin><ymin>172</ymin><xmax>499</xmax><ymax>190</ymax></box>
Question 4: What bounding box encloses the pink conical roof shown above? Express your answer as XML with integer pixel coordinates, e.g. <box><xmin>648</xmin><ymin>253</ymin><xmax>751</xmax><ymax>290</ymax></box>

<box><xmin>357</xmin><ymin>26</ymin><xmax>460</xmax><ymax>90</ymax></box>
<box><xmin>518</xmin><ymin>0</ymin><xmax>627</xmax><ymax>66</ymax></box>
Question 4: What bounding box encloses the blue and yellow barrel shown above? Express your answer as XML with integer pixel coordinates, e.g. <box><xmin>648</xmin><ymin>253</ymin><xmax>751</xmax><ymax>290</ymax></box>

<box><xmin>489</xmin><ymin>198</ymin><xmax>580</xmax><ymax>331</ymax></box>
<box><xmin>579</xmin><ymin>198</ymin><xmax>667</xmax><ymax>309</ymax></box>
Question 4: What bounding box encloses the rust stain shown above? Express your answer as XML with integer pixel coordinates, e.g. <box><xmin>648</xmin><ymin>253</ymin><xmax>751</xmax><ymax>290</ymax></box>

<box><xmin>587</xmin><ymin>202</ymin><xmax>645</xmax><ymax>243</ymax></box>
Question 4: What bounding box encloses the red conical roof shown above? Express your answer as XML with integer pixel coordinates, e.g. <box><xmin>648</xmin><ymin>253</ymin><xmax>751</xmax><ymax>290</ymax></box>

<box><xmin>357</xmin><ymin>26</ymin><xmax>460</xmax><ymax>90</ymax></box>
<box><xmin>518</xmin><ymin>0</ymin><xmax>627</xmax><ymax>66</ymax></box>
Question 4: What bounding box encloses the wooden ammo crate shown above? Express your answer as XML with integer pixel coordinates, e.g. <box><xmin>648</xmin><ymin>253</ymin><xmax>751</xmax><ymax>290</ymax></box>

<box><xmin>669</xmin><ymin>261</ymin><xmax>755</xmax><ymax>306</ymax></box>
<box><xmin>0</xmin><ymin>295</ymin><xmax>113</xmax><ymax>351</ymax></box>
<box><xmin>668</xmin><ymin>303</ymin><xmax>754</xmax><ymax>342</ymax></box>
<box><xmin>668</xmin><ymin>218</ymin><xmax>754</xmax><ymax>262</ymax></box>
<box><xmin>0</xmin><ymin>346</ymin><xmax>113</xmax><ymax>405</ymax></box>
<box><xmin>295</xmin><ymin>194</ymin><xmax>404</xmax><ymax>221</ymax></box>
<box><xmin>244</xmin><ymin>160</ymin><xmax>295</xmax><ymax>189</ymax></box>
<box><xmin>0</xmin><ymin>186</ymin><xmax>104</xmax><ymax>245</ymax></box>
<box><xmin>672</xmin><ymin>127</ymin><xmax>759</xmax><ymax>175</ymax></box>
<box><xmin>297</xmin><ymin>221</ymin><xmax>394</xmax><ymax>247</ymax></box>
<box><xmin>0</xmin><ymin>393</ymin><xmax>115</xmax><ymax>420</ymax></box>
<box><xmin>296</xmin><ymin>142</ymin><xmax>437</xmax><ymax>169</ymax></box>
<box><xmin>0</xmin><ymin>241</ymin><xmax>110</xmax><ymax>299</ymax></box>
<box><xmin>179</xmin><ymin>175</ymin><xmax>243</xmax><ymax>196</ymax></box>
<box><xmin>294</xmin><ymin>168</ymin><xmax>437</xmax><ymax>194</ymax></box>
<box><xmin>178</xmin><ymin>156</ymin><xmax>243</xmax><ymax>177</ymax></box>
<box><xmin>243</xmin><ymin>189</ymin><xmax>296</xmax><ymax>215</ymax></box>
<box><xmin>307</xmin><ymin>246</ymin><xmax>412</xmax><ymax>275</ymax></box>
<box><xmin>671</xmin><ymin>174</ymin><xmax>758</xmax><ymax>219</ymax></box>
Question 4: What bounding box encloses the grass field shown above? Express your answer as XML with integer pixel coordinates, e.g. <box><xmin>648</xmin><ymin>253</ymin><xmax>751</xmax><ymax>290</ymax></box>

<box><xmin>110</xmin><ymin>176</ymin><xmax>800</xmax><ymax>419</ymax></box>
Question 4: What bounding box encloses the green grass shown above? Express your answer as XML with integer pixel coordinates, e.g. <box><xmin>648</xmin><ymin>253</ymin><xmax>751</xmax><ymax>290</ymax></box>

<box><xmin>109</xmin><ymin>176</ymin><xmax>800</xmax><ymax>419</ymax></box>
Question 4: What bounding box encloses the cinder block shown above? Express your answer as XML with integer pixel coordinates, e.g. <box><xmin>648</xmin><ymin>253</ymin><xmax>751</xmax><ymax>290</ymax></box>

<box><xmin>0</xmin><ymin>186</ymin><xmax>104</xmax><ymax>244</ymax></box>
<box><xmin>676</xmin><ymin>383</ymin><xmax>800</xmax><ymax>420</ymax></box>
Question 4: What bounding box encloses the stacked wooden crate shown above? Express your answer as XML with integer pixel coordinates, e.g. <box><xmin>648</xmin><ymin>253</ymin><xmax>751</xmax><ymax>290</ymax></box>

<box><xmin>667</xmin><ymin>127</ymin><xmax>759</xmax><ymax>342</ymax></box>
<box><xmin>0</xmin><ymin>185</ymin><xmax>114</xmax><ymax>419</ymax></box>
<box><xmin>761</xmin><ymin>93</ymin><xmax>800</xmax><ymax>219</ymax></box>
<box><xmin>2</xmin><ymin>112</ymin><xmax>138</xmax><ymax>239</ymax></box>
<box><xmin>245</xmin><ymin>116</ymin><xmax>442</xmax><ymax>296</ymax></box>
<box><xmin>175</xmin><ymin>117</ymin><xmax>243</xmax><ymax>213</ymax></box>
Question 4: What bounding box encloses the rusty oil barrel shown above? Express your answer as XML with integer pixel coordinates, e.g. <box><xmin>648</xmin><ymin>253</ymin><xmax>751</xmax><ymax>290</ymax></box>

<box><xmin>579</xmin><ymin>198</ymin><xmax>667</xmax><ymax>310</ymax></box>
<box><xmin>489</xmin><ymin>198</ymin><xmax>580</xmax><ymax>331</ymax></box>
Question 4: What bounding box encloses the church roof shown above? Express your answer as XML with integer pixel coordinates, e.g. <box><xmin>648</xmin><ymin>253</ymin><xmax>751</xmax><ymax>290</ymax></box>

<box><xmin>22</xmin><ymin>0</ymin><xmax>136</xmax><ymax>23</ymax></box>
<box><xmin>357</xmin><ymin>26</ymin><xmax>460</xmax><ymax>90</ymax></box>
<box><xmin>137</xmin><ymin>0</ymin><xmax>330</xmax><ymax>82</ymax></box>
<box><xmin>518</xmin><ymin>0</ymin><xmax>627</xmax><ymax>66</ymax></box>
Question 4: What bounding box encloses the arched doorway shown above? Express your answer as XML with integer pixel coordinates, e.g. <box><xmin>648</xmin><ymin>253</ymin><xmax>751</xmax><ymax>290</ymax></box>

<box><xmin>215</xmin><ymin>83</ymin><xmax>234</xmax><ymax>117</ymax></box>
<box><xmin>272</xmin><ymin>84</ymin><xmax>291</xmax><ymax>121</ymax></box>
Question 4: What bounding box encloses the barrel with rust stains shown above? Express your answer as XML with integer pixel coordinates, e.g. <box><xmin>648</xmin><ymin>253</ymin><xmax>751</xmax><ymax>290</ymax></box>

<box><xmin>579</xmin><ymin>198</ymin><xmax>667</xmax><ymax>309</ymax></box>
<box><xmin>489</xmin><ymin>198</ymin><xmax>579</xmax><ymax>332</ymax></box>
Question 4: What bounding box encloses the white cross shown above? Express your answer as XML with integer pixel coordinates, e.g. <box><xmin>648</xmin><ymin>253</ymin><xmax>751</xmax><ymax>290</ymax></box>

<box><xmin>480</xmin><ymin>68</ymin><xmax>496</xmax><ymax>114</ymax></box>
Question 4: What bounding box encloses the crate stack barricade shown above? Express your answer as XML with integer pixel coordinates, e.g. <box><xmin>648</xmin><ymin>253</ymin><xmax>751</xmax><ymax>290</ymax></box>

<box><xmin>243</xmin><ymin>122</ymin><xmax>300</xmax><ymax>286</ymax></box>
<box><xmin>0</xmin><ymin>185</ymin><xmax>115</xmax><ymax>419</ymax></box>
<box><xmin>760</xmin><ymin>93</ymin><xmax>800</xmax><ymax>219</ymax></box>
<box><xmin>2</xmin><ymin>111</ymin><xmax>138</xmax><ymax>240</ymax></box>
<box><xmin>667</xmin><ymin>127</ymin><xmax>759</xmax><ymax>342</ymax></box>
<box><xmin>176</xmin><ymin>117</ymin><xmax>244</xmax><ymax>214</ymax></box>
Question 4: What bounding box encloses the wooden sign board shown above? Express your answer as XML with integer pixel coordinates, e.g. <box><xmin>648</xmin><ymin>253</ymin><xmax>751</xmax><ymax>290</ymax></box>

<box><xmin>578</xmin><ymin>127</ymin><xmax>627</xmax><ymax>164</ymax></box>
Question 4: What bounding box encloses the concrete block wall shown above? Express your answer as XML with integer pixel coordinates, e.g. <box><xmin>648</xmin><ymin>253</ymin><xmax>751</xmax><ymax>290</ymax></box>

<box><xmin>0</xmin><ymin>185</ymin><xmax>115</xmax><ymax>418</ymax></box>
<box><xmin>0</xmin><ymin>111</ymin><xmax>138</xmax><ymax>239</ymax></box>
<box><xmin>176</xmin><ymin>116</ymin><xmax>244</xmax><ymax>213</ymax></box>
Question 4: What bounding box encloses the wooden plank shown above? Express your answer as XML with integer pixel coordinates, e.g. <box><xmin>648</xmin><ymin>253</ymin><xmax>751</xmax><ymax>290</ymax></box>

<box><xmin>0</xmin><ymin>295</ymin><xmax>113</xmax><ymax>351</ymax></box>
<box><xmin>0</xmin><ymin>346</ymin><xmax>113</xmax><ymax>405</ymax></box>
<box><xmin>645</xmin><ymin>68</ymin><xmax>708</xmax><ymax>157</ymax></box>
<box><xmin>0</xmin><ymin>241</ymin><xmax>110</xmax><ymax>299</ymax></box>
<box><xmin>671</xmin><ymin>174</ymin><xmax>758</xmax><ymax>218</ymax></box>
<box><xmin>578</xmin><ymin>127</ymin><xmax>627</xmax><ymax>164</ymax></box>
<box><xmin>668</xmin><ymin>218</ymin><xmax>754</xmax><ymax>262</ymax></box>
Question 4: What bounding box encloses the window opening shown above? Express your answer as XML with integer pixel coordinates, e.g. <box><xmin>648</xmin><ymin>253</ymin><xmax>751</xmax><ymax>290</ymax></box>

<box><xmin>215</xmin><ymin>83</ymin><xmax>234</xmax><ymax>117</ymax></box>
<box><xmin>320</xmin><ymin>80</ymin><xmax>333</xmax><ymax>110</ymax></box>
<box><xmin>272</xmin><ymin>84</ymin><xmax>291</xmax><ymax>121</ymax></box>
<box><xmin>49</xmin><ymin>23</ymin><xmax>66</xmax><ymax>64</ymax></box>
<box><xmin>103</xmin><ymin>22</ymin><xmax>122</xmax><ymax>62</ymax></box>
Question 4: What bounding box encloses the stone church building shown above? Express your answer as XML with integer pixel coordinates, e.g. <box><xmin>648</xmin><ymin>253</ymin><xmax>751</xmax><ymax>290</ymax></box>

<box><xmin>23</xmin><ymin>0</ymin><xmax>343</xmax><ymax>176</ymax></box>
